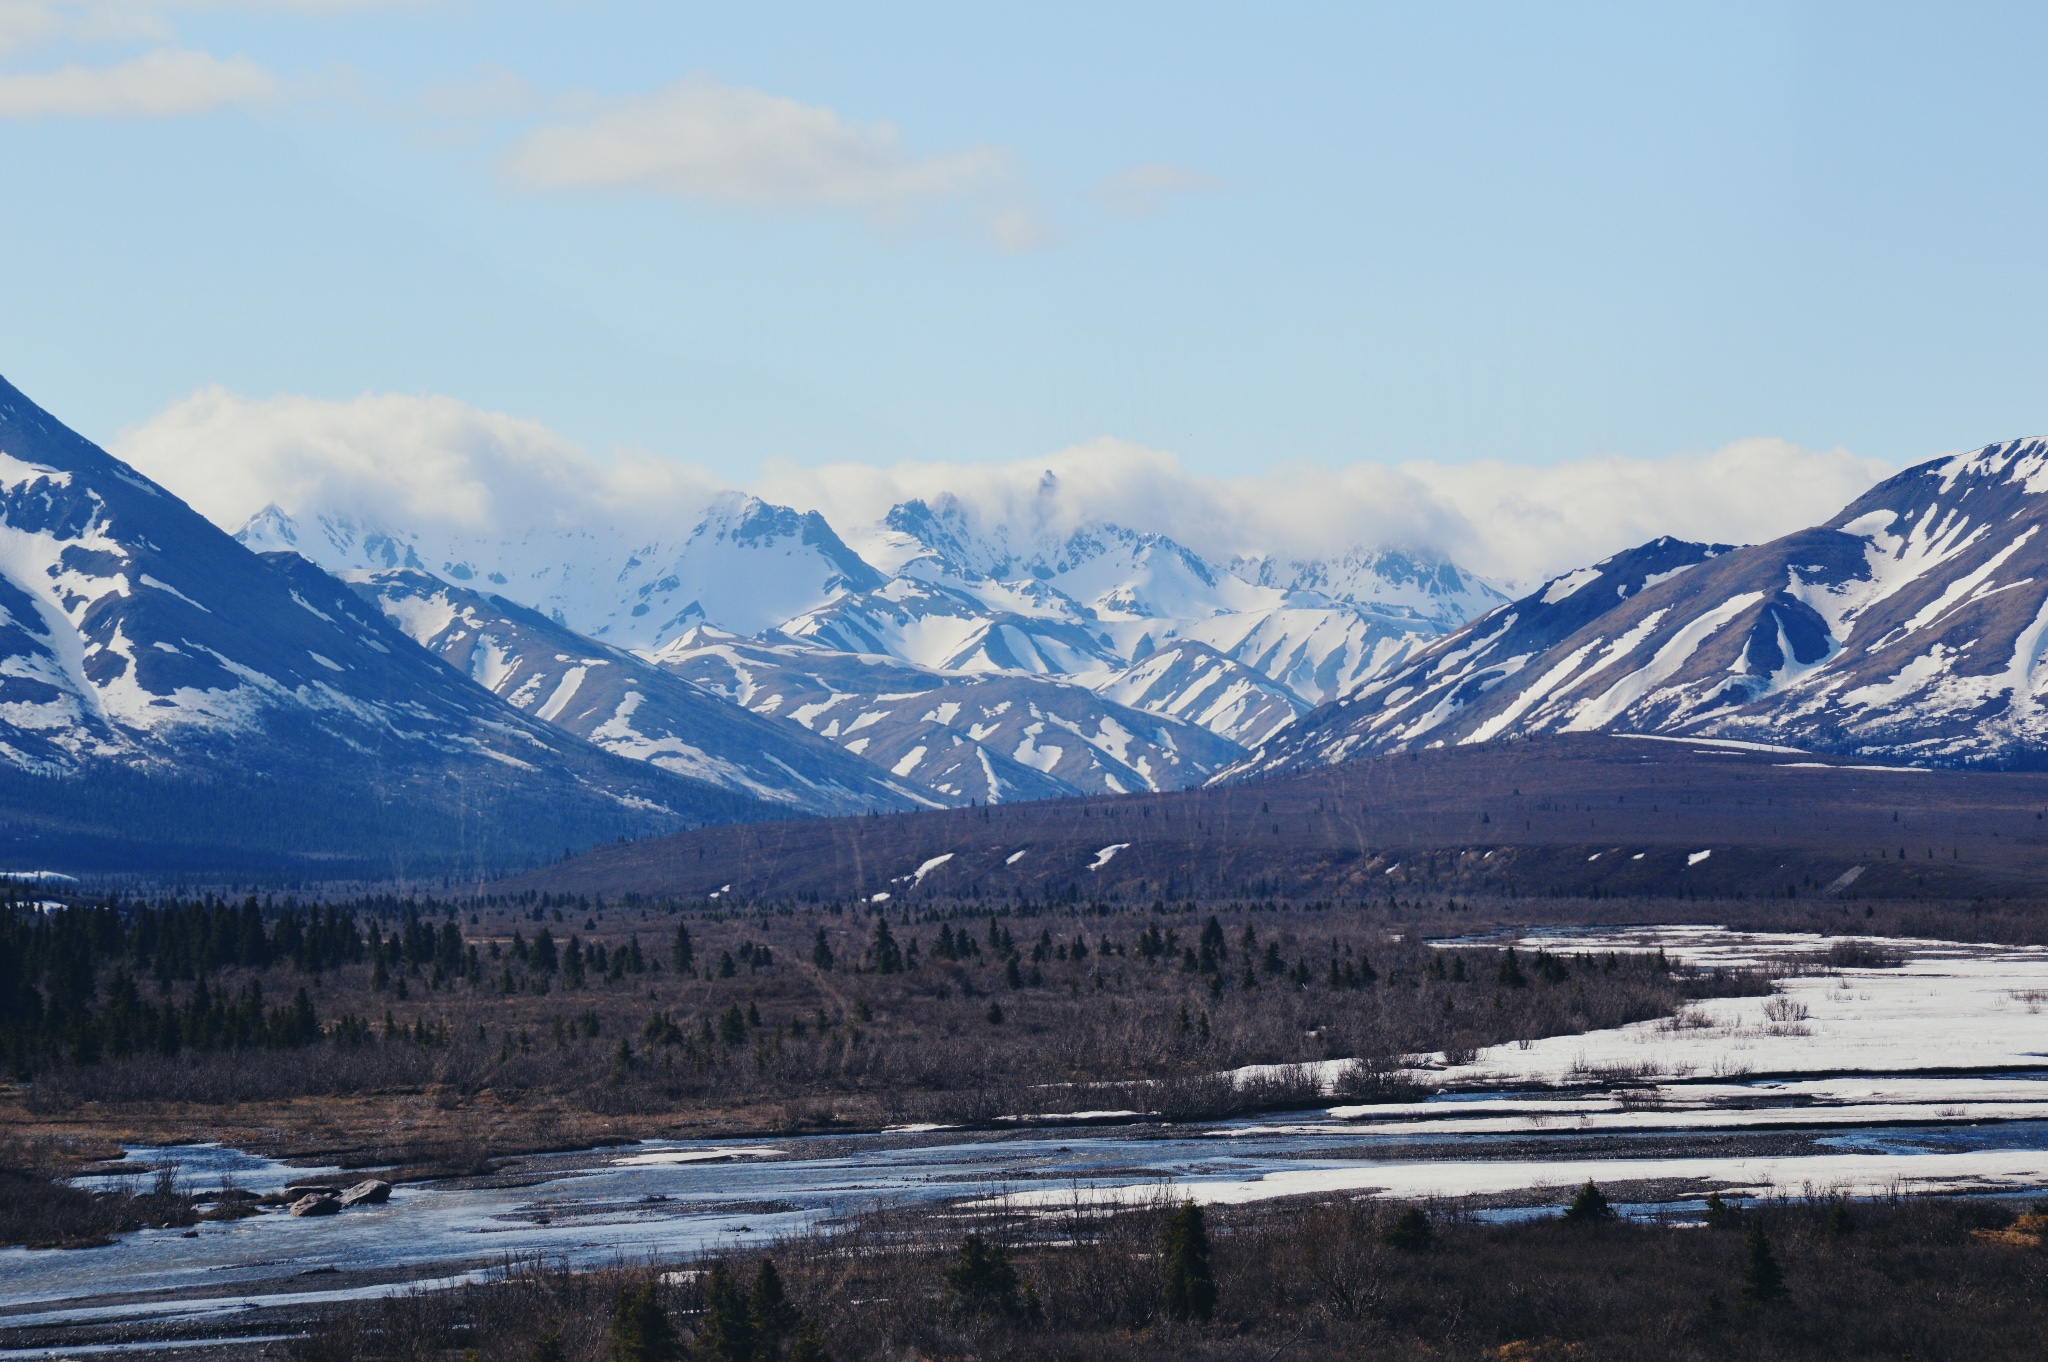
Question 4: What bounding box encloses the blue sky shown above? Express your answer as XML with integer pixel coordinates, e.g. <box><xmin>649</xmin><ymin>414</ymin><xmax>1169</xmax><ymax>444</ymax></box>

<box><xmin>3</xmin><ymin>1</ymin><xmax>2046</xmax><ymax>499</ymax></box>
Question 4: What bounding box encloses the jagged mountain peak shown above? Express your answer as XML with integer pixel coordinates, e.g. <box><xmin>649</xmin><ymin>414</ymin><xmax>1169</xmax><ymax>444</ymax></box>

<box><xmin>1929</xmin><ymin>435</ymin><xmax>2048</xmax><ymax>493</ymax></box>
<box><xmin>238</xmin><ymin>490</ymin><xmax>884</xmax><ymax>652</ymax></box>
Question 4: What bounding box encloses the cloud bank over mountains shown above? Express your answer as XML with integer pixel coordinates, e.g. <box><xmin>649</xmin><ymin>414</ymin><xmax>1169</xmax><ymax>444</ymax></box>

<box><xmin>115</xmin><ymin>385</ymin><xmax>1896</xmax><ymax>587</ymax></box>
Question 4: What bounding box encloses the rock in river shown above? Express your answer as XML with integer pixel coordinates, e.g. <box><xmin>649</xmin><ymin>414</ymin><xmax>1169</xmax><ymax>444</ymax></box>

<box><xmin>288</xmin><ymin>1193</ymin><xmax>340</xmax><ymax>1217</ymax></box>
<box><xmin>339</xmin><ymin>1179</ymin><xmax>392</xmax><ymax>1208</ymax></box>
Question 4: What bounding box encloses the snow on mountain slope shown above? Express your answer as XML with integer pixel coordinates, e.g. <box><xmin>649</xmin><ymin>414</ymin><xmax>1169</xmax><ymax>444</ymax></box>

<box><xmin>354</xmin><ymin>571</ymin><xmax>933</xmax><ymax>815</ymax></box>
<box><xmin>1229</xmin><ymin>546</ymin><xmax>1507</xmax><ymax>631</ymax></box>
<box><xmin>0</xmin><ymin>374</ymin><xmax>775</xmax><ymax>871</ymax></box>
<box><xmin>650</xmin><ymin>627</ymin><xmax>1245</xmax><ymax>801</ymax></box>
<box><xmin>1229</xmin><ymin>537</ymin><xmax>1733</xmax><ymax>772</ymax></box>
<box><xmin>240</xmin><ymin>492</ymin><xmax>882</xmax><ymax>651</ymax></box>
<box><xmin>1095</xmin><ymin>640</ymin><xmax>1307</xmax><ymax>748</ymax></box>
<box><xmin>776</xmin><ymin>575</ymin><xmax>1127</xmax><ymax>676</ymax></box>
<box><xmin>1161</xmin><ymin>600</ymin><xmax>1456</xmax><ymax>706</ymax></box>
<box><xmin>785</xmin><ymin>497</ymin><xmax>1503</xmax><ymax>705</ymax></box>
<box><xmin>1238</xmin><ymin>437</ymin><xmax>2048</xmax><ymax>773</ymax></box>
<box><xmin>236</xmin><ymin>479</ymin><xmax>1506</xmax><ymax>792</ymax></box>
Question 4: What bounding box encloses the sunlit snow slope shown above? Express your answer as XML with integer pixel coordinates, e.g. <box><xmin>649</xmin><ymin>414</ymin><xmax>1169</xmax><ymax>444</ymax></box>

<box><xmin>356</xmin><ymin>571</ymin><xmax>933</xmax><ymax>815</ymax></box>
<box><xmin>1241</xmin><ymin>439</ymin><xmax>2048</xmax><ymax>773</ymax></box>
<box><xmin>0</xmin><ymin>375</ymin><xmax>777</xmax><ymax>873</ymax></box>
<box><xmin>244</xmin><ymin>482</ymin><xmax>1505</xmax><ymax>801</ymax></box>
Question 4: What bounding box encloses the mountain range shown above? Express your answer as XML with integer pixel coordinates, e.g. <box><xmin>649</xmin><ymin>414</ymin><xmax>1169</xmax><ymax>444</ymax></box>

<box><xmin>240</xmin><ymin>479</ymin><xmax>1508</xmax><ymax>805</ymax></box>
<box><xmin>8</xmin><ymin>363</ymin><xmax>2048</xmax><ymax>876</ymax></box>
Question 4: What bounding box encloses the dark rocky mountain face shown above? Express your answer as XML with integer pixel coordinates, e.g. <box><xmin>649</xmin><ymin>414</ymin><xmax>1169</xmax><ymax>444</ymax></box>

<box><xmin>354</xmin><ymin>570</ymin><xmax>934</xmax><ymax>816</ymax></box>
<box><xmin>1236</xmin><ymin>438</ymin><xmax>2048</xmax><ymax>773</ymax></box>
<box><xmin>0</xmin><ymin>375</ymin><xmax>777</xmax><ymax>876</ymax></box>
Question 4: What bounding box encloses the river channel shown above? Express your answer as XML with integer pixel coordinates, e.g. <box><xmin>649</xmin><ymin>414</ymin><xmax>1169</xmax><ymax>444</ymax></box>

<box><xmin>5</xmin><ymin>926</ymin><xmax>2046</xmax><ymax>1344</ymax></box>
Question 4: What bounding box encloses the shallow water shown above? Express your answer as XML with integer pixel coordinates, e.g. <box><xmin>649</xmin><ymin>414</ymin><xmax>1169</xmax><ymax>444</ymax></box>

<box><xmin>7</xmin><ymin>926</ymin><xmax>2048</xmax><ymax>1330</ymax></box>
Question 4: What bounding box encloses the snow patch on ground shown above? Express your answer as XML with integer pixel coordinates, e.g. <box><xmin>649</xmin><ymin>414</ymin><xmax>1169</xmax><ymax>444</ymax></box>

<box><xmin>910</xmin><ymin>852</ymin><xmax>954</xmax><ymax>886</ymax></box>
<box><xmin>1088</xmin><ymin>842</ymin><xmax>1130</xmax><ymax>870</ymax></box>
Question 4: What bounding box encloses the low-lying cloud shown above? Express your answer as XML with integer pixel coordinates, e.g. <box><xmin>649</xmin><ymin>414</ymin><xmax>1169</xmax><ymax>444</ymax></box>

<box><xmin>116</xmin><ymin>386</ymin><xmax>1900</xmax><ymax>589</ymax></box>
<box><xmin>118</xmin><ymin>386</ymin><xmax>724</xmax><ymax>535</ymax></box>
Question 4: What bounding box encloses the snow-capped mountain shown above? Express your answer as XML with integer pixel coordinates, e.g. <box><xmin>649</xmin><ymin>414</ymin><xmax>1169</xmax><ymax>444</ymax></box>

<box><xmin>242</xmin><ymin>486</ymin><xmax>1506</xmax><ymax>797</ymax></box>
<box><xmin>354</xmin><ymin>571</ymin><xmax>933</xmax><ymax>815</ymax></box>
<box><xmin>816</xmin><ymin>495</ymin><xmax>1504</xmax><ymax>700</ymax></box>
<box><xmin>651</xmin><ymin>627</ymin><xmax>1248</xmax><ymax>802</ymax></box>
<box><xmin>1237</xmin><ymin>437</ymin><xmax>2048</xmax><ymax>772</ymax></box>
<box><xmin>0</xmin><ymin>375</ymin><xmax>777</xmax><ymax>873</ymax></box>
<box><xmin>1093</xmin><ymin>640</ymin><xmax>1307</xmax><ymax>749</ymax></box>
<box><xmin>239</xmin><ymin>491</ymin><xmax>883</xmax><ymax>650</ymax></box>
<box><xmin>1228</xmin><ymin>545</ymin><xmax>1506</xmax><ymax>632</ymax></box>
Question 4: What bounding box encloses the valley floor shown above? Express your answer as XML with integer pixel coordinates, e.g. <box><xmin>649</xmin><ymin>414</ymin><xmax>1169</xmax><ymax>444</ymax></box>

<box><xmin>5</xmin><ymin>920</ymin><xmax>2048</xmax><ymax>1359</ymax></box>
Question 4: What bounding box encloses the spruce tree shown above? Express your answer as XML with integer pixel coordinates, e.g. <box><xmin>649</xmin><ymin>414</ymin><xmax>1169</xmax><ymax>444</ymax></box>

<box><xmin>811</xmin><ymin>926</ymin><xmax>833</xmax><ymax>970</ymax></box>
<box><xmin>530</xmin><ymin>1324</ymin><xmax>565</xmax><ymax>1362</ymax></box>
<box><xmin>672</xmin><ymin>921</ymin><xmax>694</xmax><ymax>974</ymax></box>
<box><xmin>606</xmin><ymin>1284</ymin><xmax>681</xmax><ymax>1362</ymax></box>
<box><xmin>866</xmin><ymin>918</ymin><xmax>903</xmax><ymax>974</ymax></box>
<box><xmin>1741</xmin><ymin>1219</ymin><xmax>1785</xmax><ymax>1301</ymax></box>
<box><xmin>787</xmin><ymin>1319</ymin><xmax>831</xmax><ymax>1362</ymax></box>
<box><xmin>943</xmin><ymin>1234</ymin><xmax>1020</xmax><ymax>1317</ymax></box>
<box><xmin>1562</xmin><ymin>1180</ymin><xmax>1615</xmax><ymax>1223</ymax></box>
<box><xmin>1161</xmin><ymin>1201</ymin><xmax>1216</xmax><ymax>1323</ymax></box>
<box><xmin>749</xmin><ymin>1257</ymin><xmax>799</xmax><ymax>1346</ymax></box>
<box><xmin>1382</xmin><ymin>1206</ymin><xmax>1432</xmax><ymax>1251</ymax></box>
<box><xmin>695</xmin><ymin>1259</ymin><xmax>755</xmax><ymax>1362</ymax></box>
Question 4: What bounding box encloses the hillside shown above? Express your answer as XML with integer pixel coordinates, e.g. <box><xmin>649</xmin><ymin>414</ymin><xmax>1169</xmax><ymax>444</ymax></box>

<box><xmin>354</xmin><ymin>570</ymin><xmax>932</xmax><ymax>816</ymax></box>
<box><xmin>0</xmin><ymin>376</ymin><xmax>780</xmax><ymax>877</ymax></box>
<box><xmin>512</xmin><ymin>733</ymin><xmax>2048</xmax><ymax>903</ymax></box>
<box><xmin>1243</xmin><ymin>438</ymin><xmax>2048</xmax><ymax>772</ymax></box>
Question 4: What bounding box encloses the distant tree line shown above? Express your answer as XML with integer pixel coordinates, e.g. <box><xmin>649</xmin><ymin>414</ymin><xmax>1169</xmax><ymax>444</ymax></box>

<box><xmin>0</xmin><ymin>893</ymin><xmax>467</xmax><ymax>1074</ymax></box>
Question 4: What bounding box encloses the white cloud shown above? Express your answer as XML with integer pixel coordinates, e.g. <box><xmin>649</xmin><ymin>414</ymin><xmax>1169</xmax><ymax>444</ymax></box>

<box><xmin>0</xmin><ymin>0</ymin><xmax>410</xmax><ymax>57</ymax></box>
<box><xmin>501</xmin><ymin>76</ymin><xmax>1010</xmax><ymax>214</ymax></box>
<box><xmin>0</xmin><ymin>46</ymin><xmax>275</xmax><ymax>115</ymax></box>
<box><xmin>1396</xmin><ymin>439</ymin><xmax>1895</xmax><ymax>587</ymax></box>
<box><xmin>114</xmin><ymin>387</ymin><xmax>724</xmax><ymax>538</ymax></box>
<box><xmin>1094</xmin><ymin>162</ymin><xmax>1218</xmax><ymax>218</ymax></box>
<box><xmin>846</xmin><ymin>439</ymin><xmax>1876</xmax><ymax>589</ymax></box>
<box><xmin>0</xmin><ymin>0</ymin><xmax>71</xmax><ymax>56</ymax></box>
<box><xmin>117</xmin><ymin>386</ymin><xmax>1900</xmax><ymax>588</ymax></box>
<box><xmin>181</xmin><ymin>0</ymin><xmax>423</xmax><ymax>10</ymax></box>
<box><xmin>719</xmin><ymin>438</ymin><xmax>1897</xmax><ymax>589</ymax></box>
